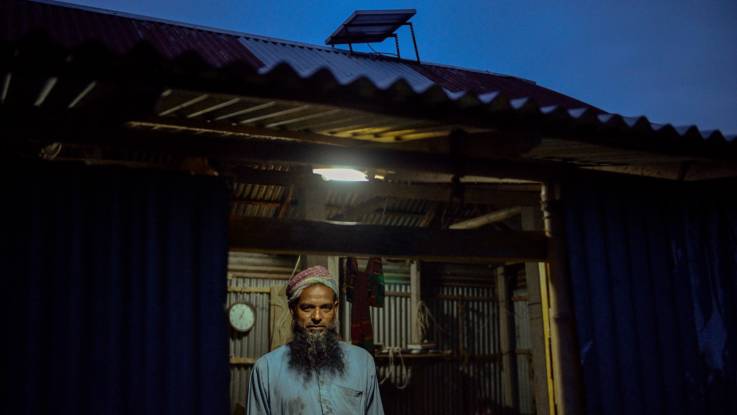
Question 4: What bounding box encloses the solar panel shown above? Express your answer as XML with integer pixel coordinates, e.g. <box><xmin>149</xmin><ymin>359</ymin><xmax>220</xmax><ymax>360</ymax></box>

<box><xmin>325</xmin><ymin>9</ymin><xmax>416</xmax><ymax>45</ymax></box>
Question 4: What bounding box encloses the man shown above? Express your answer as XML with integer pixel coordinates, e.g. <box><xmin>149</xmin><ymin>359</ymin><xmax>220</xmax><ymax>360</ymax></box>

<box><xmin>247</xmin><ymin>265</ymin><xmax>384</xmax><ymax>415</ymax></box>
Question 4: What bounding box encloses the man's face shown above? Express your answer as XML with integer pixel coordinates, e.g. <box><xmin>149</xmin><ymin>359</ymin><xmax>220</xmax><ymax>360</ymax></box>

<box><xmin>292</xmin><ymin>284</ymin><xmax>338</xmax><ymax>334</ymax></box>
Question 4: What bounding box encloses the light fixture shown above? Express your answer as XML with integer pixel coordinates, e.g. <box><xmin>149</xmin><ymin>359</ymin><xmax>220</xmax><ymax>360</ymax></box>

<box><xmin>312</xmin><ymin>167</ymin><xmax>368</xmax><ymax>182</ymax></box>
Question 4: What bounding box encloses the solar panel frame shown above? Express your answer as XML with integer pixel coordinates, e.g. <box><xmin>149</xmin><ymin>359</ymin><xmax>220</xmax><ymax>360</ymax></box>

<box><xmin>325</xmin><ymin>9</ymin><xmax>416</xmax><ymax>45</ymax></box>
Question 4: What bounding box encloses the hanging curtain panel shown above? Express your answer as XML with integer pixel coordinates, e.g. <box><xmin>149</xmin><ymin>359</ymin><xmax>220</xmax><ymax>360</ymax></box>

<box><xmin>1</xmin><ymin>162</ymin><xmax>230</xmax><ymax>415</ymax></box>
<box><xmin>561</xmin><ymin>176</ymin><xmax>737</xmax><ymax>415</ymax></box>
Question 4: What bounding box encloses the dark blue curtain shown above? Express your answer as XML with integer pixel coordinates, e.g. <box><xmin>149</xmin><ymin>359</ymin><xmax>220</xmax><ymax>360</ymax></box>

<box><xmin>562</xmin><ymin>176</ymin><xmax>737</xmax><ymax>415</ymax></box>
<box><xmin>1</xmin><ymin>162</ymin><xmax>230</xmax><ymax>415</ymax></box>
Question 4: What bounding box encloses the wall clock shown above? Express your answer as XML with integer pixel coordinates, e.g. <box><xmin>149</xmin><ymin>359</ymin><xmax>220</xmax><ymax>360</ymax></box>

<box><xmin>228</xmin><ymin>302</ymin><xmax>256</xmax><ymax>333</ymax></box>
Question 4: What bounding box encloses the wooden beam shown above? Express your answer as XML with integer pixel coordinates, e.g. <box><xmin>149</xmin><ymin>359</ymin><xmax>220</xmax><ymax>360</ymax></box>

<box><xmin>329</xmin><ymin>196</ymin><xmax>386</xmax><ymax>221</ymax></box>
<box><xmin>326</xmin><ymin>181</ymin><xmax>540</xmax><ymax>207</ymax></box>
<box><xmin>449</xmin><ymin>207</ymin><xmax>523</xmax><ymax>229</ymax></box>
<box><xmin>225</xmin><ymin>168</ymin><xmax>540</xmax><ymax>207</ymax></box>
<box><xmin>228</xmin><ymin>217</ymin><xmax>548</xmax><ymax>262</ymax></box>
<box><xmin>2</xmin><ymin>118</ymin><xmax>566</xmax><ymax>181</ymax></box>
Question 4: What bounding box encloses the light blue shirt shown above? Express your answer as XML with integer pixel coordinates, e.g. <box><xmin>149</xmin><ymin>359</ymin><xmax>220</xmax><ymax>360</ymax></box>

<box><xmin>247</xmin><ymin>342</ymin><xmax>384</xmax><ymax>415</ymax></box>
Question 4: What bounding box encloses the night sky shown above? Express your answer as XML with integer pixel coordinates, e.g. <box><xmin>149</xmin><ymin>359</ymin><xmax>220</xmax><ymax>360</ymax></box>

<box><xmin>65</xmin><ymin>0</ymin><xmax>737</xmax><ymax>134</ymax></box>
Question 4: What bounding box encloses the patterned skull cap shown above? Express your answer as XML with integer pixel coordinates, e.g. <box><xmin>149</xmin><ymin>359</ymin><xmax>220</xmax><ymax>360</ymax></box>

<box><xmin>286</xmin><ymin>265</ymin><xmax>338</xmax><ymax>303</ymax></box>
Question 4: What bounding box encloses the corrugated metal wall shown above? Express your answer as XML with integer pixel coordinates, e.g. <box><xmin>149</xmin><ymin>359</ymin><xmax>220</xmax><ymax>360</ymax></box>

<box><xmin>562</xmin><ymin>177</ymin><xmax>737</xmax><ymax>415</ymax></box>
<box><xmin>514</xmin><ymin>288</ymin><xmax>536</xmax><ymax>415</ymax></box>
<box><xmin>227</xmin><ymin>252</ymin><xmax>297</xmax><ymax>414</ymax></box>
<box><xmin>228</xmin><ymin>256</ymin><xmax>536</xmax><ymax>414</ymax></box>
<box><xmin>375</xmin><ymin>263</ymin><xmax>509</xmax><ymax>415</ymax></box>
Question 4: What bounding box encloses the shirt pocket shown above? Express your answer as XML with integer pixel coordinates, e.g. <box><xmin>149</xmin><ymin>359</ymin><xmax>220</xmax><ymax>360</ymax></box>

<box><xmin>333</xmin><ymin>384</ymin><xmax>364</xmax><ymax>411</ymax></box>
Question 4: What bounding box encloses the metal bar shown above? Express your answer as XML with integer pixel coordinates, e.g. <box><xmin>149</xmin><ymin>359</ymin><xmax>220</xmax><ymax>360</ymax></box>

<box><xmin>405</xmin><ymin>22</ymin><xmax>421</xmax><ymax>63</ymax></box>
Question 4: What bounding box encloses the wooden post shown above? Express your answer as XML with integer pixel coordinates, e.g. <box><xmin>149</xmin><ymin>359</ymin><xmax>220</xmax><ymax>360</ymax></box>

<box><xmin>541</xmin><ymin>182</ymin><xmax>584</xmax><ymax>415</ymax></box>
<box><xmin>521</xmin><ymin>207</ymin><xmax>551</xmax><ymax>415</ymax></box>
<box><xmin>496</xmin><ymin>266</ymin><xmax>518</xmax><ymax>411</ymax></box>
<box><xmin>410</xmin><ymin>260</ymin><xmax>422</xmax><ymax>345</ymax></box>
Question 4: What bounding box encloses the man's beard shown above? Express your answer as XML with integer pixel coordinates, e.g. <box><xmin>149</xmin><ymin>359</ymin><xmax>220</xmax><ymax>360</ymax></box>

<box><xmin>288</xmin><ymin>321</ymin><xmax>345</xmax><ymax>380</ymax></box>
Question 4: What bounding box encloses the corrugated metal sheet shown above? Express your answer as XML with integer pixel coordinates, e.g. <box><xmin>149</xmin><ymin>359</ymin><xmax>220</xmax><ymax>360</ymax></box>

<box><xmin>514</xmin><ymin>289</ymin><xmax>535</xmax><ymax>415</ymax></box>
<box><xmin>226</xmin><ymin>253</ymin><xmax>523</xmax><ymax>414</ymax></box>
<box><xmin>5</xmin><ymin>0</ymin><xmax>735</xmax><ymax>152</ymax></box>
<box><xmin>2</xmin><ymin>0</ymin><xmax>263</xmax><ymax>69</ymax></box>
<box><xmin>414</xmin><ymin>63</ymin><xmax>596</xmax><ymax>109</ymax></box>
<box><xmin>227</xmin><ymin>252</ymin><xmax>297</xmax><ymax>413</ymax></box>
<box><xmin>419</xmin><ymin>283</ymin><xmax>502</xmax><ymax>414</ymax></box>
<box><xmin>562</xmin><ymin>176</ymin><xmax>737</xmax><ymax>415</ymax></box>
<box><xmin>371</xmin><ymin>282</ymin><xmax>411</xmax><ymax>350</ymax></box>
<box><xmin>240</xmin><ymin>36</ymin><xmax>435</xmax><ymax>91</ymax></box>
<box><xmin>340</xmin><ymin>259</ymin><xmax>510</xmax><ymax>414</ymax></box>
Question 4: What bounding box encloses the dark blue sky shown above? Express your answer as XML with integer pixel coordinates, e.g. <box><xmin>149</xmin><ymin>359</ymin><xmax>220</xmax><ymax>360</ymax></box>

<box><xmin>67</xmin><ymin>0</ymin><xmax>737</xmax><ymax>134</ymax></box>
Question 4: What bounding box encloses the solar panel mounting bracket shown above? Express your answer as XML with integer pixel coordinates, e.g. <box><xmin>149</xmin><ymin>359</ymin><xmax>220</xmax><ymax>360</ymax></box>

<box><xmin>325</xmin><ymin>9</ymin><xmax>420</xmax><ymax>63</ymax></box>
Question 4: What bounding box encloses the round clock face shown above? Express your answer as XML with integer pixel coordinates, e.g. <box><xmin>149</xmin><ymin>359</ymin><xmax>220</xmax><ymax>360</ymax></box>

<box><xmin>228</xmin><ymin>303</ymin><xmax>255</xmax><ymax>333</ymax></box>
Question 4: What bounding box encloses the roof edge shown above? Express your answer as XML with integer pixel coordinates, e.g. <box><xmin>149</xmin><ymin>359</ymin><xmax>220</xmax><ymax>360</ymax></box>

<box><xmin>31</xmin><ymin>0</ymin><xmax>534</xmax><ymax>85</ymax></box>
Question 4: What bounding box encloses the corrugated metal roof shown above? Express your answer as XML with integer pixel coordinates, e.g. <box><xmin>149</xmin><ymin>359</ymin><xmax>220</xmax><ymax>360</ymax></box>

<box><xmin>240</xmin><ymin>36</ymin><xmax>435</xmax><ymax>91</ymax></box>
<box><xmin>3</xmin><ymin>0</ymin><xmax>735</xmax><ymax>150</ymax></box>
<box><xmin>2</xmin><ymin>0</ymin><xmax>263</xmax><ymax>69</ymax></box>
<box><xmin>7</xmin><ymin>0</ymin><xmax>594</xmax><ymax>110</ymax></box>
<box><xmin>414</xmin><ymin>63</ymin><xmax>596</xmax><ymax>109</ymax></box>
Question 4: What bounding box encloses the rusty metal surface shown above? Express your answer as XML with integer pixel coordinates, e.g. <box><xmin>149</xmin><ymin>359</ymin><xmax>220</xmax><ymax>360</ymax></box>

<box><xmin>227</xmin><ymin>252</ymin><xmax>297</xmax><ymax>413</ymax></box>
<box><xmin>3</xmin><ymin>0</ymin><xmax>263</xmax><ymax>69</ymax></box>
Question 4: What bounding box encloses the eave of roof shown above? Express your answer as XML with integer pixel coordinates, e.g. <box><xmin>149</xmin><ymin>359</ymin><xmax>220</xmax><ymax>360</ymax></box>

<box><xmin>2</xmin><ymin>0</ymin><xmax>735</xmax><ymax>163</ymax></box>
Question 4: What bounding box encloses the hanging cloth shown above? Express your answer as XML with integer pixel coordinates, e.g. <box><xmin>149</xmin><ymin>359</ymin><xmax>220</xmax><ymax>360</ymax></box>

<box><xmin>365</xmin><ymin>257</ymin><xmax>385</xmax><ymax>307</ymax></box>
<box><xmin>345</xmin><ymin>257</ymin><xmax>373</xmax><ymax>352</ymax></box>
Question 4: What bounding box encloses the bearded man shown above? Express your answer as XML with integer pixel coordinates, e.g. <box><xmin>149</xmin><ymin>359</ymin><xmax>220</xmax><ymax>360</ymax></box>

<box><xmin>246</xmin><ymin>265</ymin><xmax>384</xmax><ymax>415</ymax></box>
